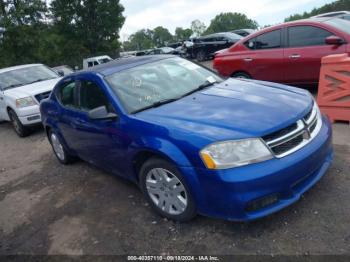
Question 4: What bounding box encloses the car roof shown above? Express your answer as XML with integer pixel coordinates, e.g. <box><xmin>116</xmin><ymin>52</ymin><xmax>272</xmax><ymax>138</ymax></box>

<box><xmin>77</xmin><ymin>55</ymin><xmax>174</xmax><ymax>77</ymax></box>
<box><xmin>84</xmin><ymin>55</ymin><xmax>111</xmax><ymax>61</ymax></box>
<box><xmin>244</xmin><ymin>17</ymin><xmax>340</xmax><ymax>39</ymax></box>
<box><xmin>0</xmin><ymin>64</ymin><xmax>43</xmax><ymax>74</ymax></box>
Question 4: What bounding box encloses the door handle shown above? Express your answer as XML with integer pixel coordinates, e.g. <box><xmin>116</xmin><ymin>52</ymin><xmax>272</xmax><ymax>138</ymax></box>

<box><xmin>289</xmin><ymin>54</ymin><xmax>301</xmax><ymax>59</ymax></box>
<box><xmin>74</xmin><ymin>119</ymin><xmax>86</xmax><ymax>125</ymax></box>
<box><xmin>244</xmin><ymin>58</ymin><xmax>253</xmax><ymax>62</ymax></box>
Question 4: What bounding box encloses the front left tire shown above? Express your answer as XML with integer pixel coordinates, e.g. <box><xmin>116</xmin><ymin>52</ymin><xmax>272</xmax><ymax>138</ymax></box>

<box><xmin>139</xmin><ymin>157</ymin><xmax>196</xmax><ymax>222</ymax></box>
<box><xmin>8</xmin><ymin>109</ymin><xmax>30</xmax><ymax>137</ymax></box>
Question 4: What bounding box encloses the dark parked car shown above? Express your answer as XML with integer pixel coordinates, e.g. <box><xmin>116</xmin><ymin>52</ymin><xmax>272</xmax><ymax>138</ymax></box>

<box><xmin>52</xmin><ymin>65</ymin><xmax>74</xmax><ymax>76</ymax></box>
<box><xmin>167</xmin><ymin>42</ymin><xmax>183</xmax><ymax>49</ymax></box>
<box><xmin>191</xmin><ymin>32</ymin><xmax>242</xmax><ymax>61</ymax></box>
<box><xmin>40</xmin><ymin>55</ymin><xmax>332</xmax><ymax>222</ymax></box>
<box><xmin>214</xmin><ymin>18</ymin><xmax>350</xmax><ymax>87</ymax></box>
<box><xmin>148</xmin><ymin>47</ymin><xmax>177</xmax><ymax>55</ymax></box>
<box><xmin>232</xmin><ymin>29</ymin><xmax>255</xmax><ymax>37</ymax></box>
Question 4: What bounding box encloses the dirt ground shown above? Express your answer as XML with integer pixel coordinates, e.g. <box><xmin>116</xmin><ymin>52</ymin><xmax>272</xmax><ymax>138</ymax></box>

<box><xmin>0</xmin><ymin>62</ymin><xmax>349</xmax><ymax>256</ymax></box>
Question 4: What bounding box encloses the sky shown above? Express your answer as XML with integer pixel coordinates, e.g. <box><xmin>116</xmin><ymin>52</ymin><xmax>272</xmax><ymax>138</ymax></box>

<box><xmin>119</xmin><ymin>0</ymin><xmax>335</xmax><ymax>40</ymax></box>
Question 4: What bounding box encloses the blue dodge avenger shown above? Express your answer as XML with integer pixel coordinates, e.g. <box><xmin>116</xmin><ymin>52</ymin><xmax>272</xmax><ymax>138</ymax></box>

<box><xmin>40</xmin><ymin>55</ymin><xmax>333</xmax><ymax>221</ymax></box>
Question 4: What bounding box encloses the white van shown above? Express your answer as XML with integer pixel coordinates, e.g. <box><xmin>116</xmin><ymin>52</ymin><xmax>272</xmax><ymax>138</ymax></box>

<box><xmin>83</xmin><ymin>55</ymin><xmax>113</xmax><ymax>69</ymax></box>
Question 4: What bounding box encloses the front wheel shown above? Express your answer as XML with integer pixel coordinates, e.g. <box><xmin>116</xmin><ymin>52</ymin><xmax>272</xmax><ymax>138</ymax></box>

<box><xmin>8</xmin><ymin>109</ymin><xmax>30</xmax><ymax>137</ymax></box>
<box><xmin>140</xmin><ymin>158</ymin><xmax>196</xmax><ymax>222</ymax></box>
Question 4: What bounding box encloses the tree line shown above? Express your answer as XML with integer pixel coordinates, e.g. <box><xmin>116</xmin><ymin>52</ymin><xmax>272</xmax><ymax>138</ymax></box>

<box><xmin>122</xmin><ymin>13</ymin><xmax>258</xmax><ymax>51</ymax></box>
<box><xmin>0</xmin><ymin>0</ymin><xmax>125</xmax><ymax>69</ymax></box>
<box><xmin>0</xmin><ymin>0</ymin><xmax>348</xmax><ymax>68</ymax></box>
<box><xmin>285</xmin><ymin>0</ymin><xmax>350</xmax><ymax>21</ymax></box>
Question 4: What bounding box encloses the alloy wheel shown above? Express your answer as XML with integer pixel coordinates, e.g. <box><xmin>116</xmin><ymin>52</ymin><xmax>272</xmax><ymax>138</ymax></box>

<box><xmin>50</xmin><ymin>133</ymin><xmax>65</xmax><ymax>161</ymax></box>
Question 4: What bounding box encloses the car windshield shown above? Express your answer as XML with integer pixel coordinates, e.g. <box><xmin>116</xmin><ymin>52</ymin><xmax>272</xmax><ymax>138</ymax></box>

<box><xmin>324</xmin><ymin>18</ymin><xmax>350</xmax><ymax>34</ymax></box>
<box><xmin>0</xmin><ymin>65</ymin><xmax>58</xmax><ymax>91</ymax></box>
<box><xmin>105</xmin><ymin>57</ymin><xmax>223</xmax><ymax>113</ymax></box>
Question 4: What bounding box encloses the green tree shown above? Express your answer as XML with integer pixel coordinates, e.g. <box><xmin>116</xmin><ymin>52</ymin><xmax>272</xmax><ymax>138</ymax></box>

<box><xmin>0</xmin><ymin>0</ymin><xmax>48</xmax><ymax>67</ymax></box>
<box><xmin>205</xmin><ymin>12</ymin><xmax>258</xmax><ymax>34</ymax></box>
<box><xmin>51</xmin><ymin>0</ymin><xmax>125</xmax><ymax>66</ymax></box>
<box><xmin>191</xmin><ymin>19</ymin><xmax>206</xmax><ymax>37</ymax></box>
<box><xmin>174</xmin><ymin>27</ymin><xmax>193</xmax><ymax>41</ymax></box>
<box><xmin>125</xmin><ymin>29</ymin><xmax>154</xmax><ymax>51</ymax></box>
<box><xmin>153</xmin><ymin>26</ymin><xmax>173</xmax><ymax>47</ymax></box>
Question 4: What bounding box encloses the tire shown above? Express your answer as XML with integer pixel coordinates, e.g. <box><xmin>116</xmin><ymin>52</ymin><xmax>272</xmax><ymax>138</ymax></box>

<box><xmin>232</xmin><ymin>72</ymin><xmax>251</xmax><ymax>79</ymax></box>
<box><xmin>139</xmin><ymin>157</ymin><xmax>196</xmax><ymax>222</ymax></box>
<box><xmin>196</xmin><ymin>50</ymin><xmax>206</xmax><ymax>62</ymax></box>
<box><xmin>8</xmin><ymin>109</ymin><xmax>30</xmax><ymax>137</ymax></box>
<box><xmin>48</xmin><ymin>130</ymin><xmax>76</xmax><ymax>165</ymax></box>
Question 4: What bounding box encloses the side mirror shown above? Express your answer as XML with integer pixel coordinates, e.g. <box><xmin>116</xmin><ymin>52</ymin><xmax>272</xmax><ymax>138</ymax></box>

<box><xmin>88</xmin><ymin>106</ymin><xmax>118</xmax><ymax>120</ymax></box>
<box><xmin>325</xmin><ymin>35</ymin><xmax>345</xmax><ymax>45</ymax></box>
<box><xmin>57</xmin><ymin>70</ymin><xmax>65</xmax><ymax>77</ymax></box>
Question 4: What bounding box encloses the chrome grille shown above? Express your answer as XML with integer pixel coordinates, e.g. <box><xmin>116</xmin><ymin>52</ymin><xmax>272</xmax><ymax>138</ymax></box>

<box><xmin>35</xmin><ymin>91</ymin><xmax>51</xmax><ymax>103</ymax></box>
<box><xmin>262</xmin><ymin>103</ymin><xmax>322</xmax><ymax>158</ymax></box>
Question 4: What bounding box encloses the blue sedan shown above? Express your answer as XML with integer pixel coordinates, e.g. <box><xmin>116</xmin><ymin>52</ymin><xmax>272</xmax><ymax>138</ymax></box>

<box><xmin>40</xmin><ymin>55</ymin><xmax>333</xmax><ymax>221</ymax></box>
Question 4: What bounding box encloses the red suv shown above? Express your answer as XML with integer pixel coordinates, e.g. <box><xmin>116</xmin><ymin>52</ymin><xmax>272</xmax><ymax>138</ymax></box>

<box><xmin>213</xmin><ymin>18</ymin><xmax>350</xmax><ymax>87</ymax></box>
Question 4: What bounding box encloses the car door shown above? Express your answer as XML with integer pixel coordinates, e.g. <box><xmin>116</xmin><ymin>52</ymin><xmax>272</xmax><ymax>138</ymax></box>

<box><xmin>284</xmin><ymin>25</ymin><xmax>346</xmax><ymax>86</ymax></box>
<box><xmin>55</xmin><ymin>80</ymin><xmax>83</xmax><ymax>151</ymax></box>
<box><xmin>216</xmin><ymin>36</ymin><xmax>231</xmax><ymax>51</ymax></box>
<box><xmin>242</xmin><ymin>29</ymin><xmax>285</xmax><ymax>82</ymax></box>
<box><xmin>70</xmin><ymin>78</ymin><xmax>128</xmax><ymax>175</ymax></box>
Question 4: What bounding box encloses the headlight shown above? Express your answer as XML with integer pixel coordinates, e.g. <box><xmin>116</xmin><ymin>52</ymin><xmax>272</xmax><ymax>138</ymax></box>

<box><xmin>16</xmin><ymin>97</ymin><xmax>36</xmax><ymax>108</ymax></box>
<box><xmin>200</xmin><ymin>138</ymin><xmax>273</xmax><ymax>169</ymax></box>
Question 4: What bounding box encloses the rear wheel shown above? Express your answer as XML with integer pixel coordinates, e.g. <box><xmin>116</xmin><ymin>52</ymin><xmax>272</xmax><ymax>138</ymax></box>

<box><xmin>140</xmin><ymin>158</ymin><xmax>196</xmax><ymax>222</ymax></box>
<box><xmin>49</xmin><ymin>131</ymin><xmax>76</xmax><ymax>164</ymax></box>
<box><xmin>232</xmin><ymin>72</ymin><xmax>251</xmax><ymax>79</ymax></box>
<box><xmin>8</xmin><ymin>109</ymin><xmax>30</xmax><ymax>137</ymax></box>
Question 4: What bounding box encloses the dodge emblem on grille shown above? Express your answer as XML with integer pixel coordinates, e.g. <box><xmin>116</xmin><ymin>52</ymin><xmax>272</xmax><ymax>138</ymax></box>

<box><xmin>303</xmin><ymin>130</ymin><xmax>311</xmax><ymax>140</ymax></box>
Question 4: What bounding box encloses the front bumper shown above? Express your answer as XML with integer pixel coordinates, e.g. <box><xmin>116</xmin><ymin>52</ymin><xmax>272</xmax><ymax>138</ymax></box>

<box><xmin>180</xmin><ymin>116</ymin><xmax>333</xmax><ymax>221</ymax></box>
<box><xmin>17</xmin><ymin>105</ymin><xmax>42</xmax><ymax>125</ymax></box>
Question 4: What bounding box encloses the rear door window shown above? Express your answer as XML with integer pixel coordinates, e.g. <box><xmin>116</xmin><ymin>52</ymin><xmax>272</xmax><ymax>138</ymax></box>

<box><xmin>244</xmin><ymin>29</ymin><xmax>281</xmax><ymax>50</ymax></box>
<box><xmin>288</xmin><ymin>26</ymin><xmax>333</xmax><ymax>47</ymax></box>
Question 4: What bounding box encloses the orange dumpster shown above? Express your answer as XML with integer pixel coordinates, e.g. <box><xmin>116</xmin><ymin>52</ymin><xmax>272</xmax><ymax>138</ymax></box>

<box><xmin>317</xmin><ymin>53</ymin><xmax>350</xmax><ymax>123</ymax></box>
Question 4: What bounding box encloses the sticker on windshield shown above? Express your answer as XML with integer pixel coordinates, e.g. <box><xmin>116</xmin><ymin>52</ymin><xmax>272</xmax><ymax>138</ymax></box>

<box><xmin>206</xmin><ymin>76</ymin><xmax>216</xmax><ymax>83</ymax></box>
<box><xmin>179</xmin><ymin>60</ymin><xmax>200</xmax><ymax>70</ymax></box>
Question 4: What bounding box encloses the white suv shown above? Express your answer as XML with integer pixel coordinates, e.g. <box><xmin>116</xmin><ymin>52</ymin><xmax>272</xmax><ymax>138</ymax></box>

<box><xmin>0</xmin><ymin>64</ymin><xmax>61</xmax><ymax>137</ymax></box>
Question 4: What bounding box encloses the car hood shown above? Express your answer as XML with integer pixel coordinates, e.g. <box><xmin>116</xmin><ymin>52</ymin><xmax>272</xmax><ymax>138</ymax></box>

<box><xmin>4</xmin><ymin>78</ymin><xmax>61</xmax><ymax>99</ymax></box>
<box><xmin>135</xmin><ymin>78</ymin><xmax>313</xmax><ymax>141</ymax></box>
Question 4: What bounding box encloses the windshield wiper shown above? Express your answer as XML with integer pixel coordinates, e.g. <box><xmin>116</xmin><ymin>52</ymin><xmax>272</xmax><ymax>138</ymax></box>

<box><xmin>3</xmin><ymin>84</ymin><xmax>24</xmax><ymax>90</ymax></box>
<box><xmin>26</xmin><ymin>77</ymin><xmax>56</xmax><ymax>85</ymax></box>
<box><xmin>132</xmin><ymin>98</ymin><xmax>179</xmax><ymax>114</ymax></box>
<box><xmin>181</xmin><ymin>80</ymin><xmax>218</xmax><ymax>98</ymax></box>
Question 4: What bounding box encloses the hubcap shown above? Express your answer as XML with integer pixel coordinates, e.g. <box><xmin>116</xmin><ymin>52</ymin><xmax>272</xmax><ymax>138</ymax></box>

<box><xmin>145</xmin><ymin>168</ymin><xmax>188</xmax><ymax>215</ymax></box>
<box><xmin>51</xmin><ymin>133</ymin><xmax>65</xmax><ymax>161</ymax></box>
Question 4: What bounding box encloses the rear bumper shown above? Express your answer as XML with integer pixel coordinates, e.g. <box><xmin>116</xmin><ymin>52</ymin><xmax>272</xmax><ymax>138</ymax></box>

<box><xmin>180</xmin><ymin>116</ymin><xmax>333</xmax><ymax>221</ymax></box>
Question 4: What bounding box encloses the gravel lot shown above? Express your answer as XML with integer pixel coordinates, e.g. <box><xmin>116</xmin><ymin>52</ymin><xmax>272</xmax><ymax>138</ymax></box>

<box><xmin>0</xmin><ymin>61</ymin><xmax>349</xmax><ymax>256</ymax></box>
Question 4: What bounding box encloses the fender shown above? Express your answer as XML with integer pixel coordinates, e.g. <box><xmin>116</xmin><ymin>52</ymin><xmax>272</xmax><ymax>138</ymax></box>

<box><xmin>132</xmin><ymin>136</ymin><xmax>193</xmax><ymax>167</ymax></box>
